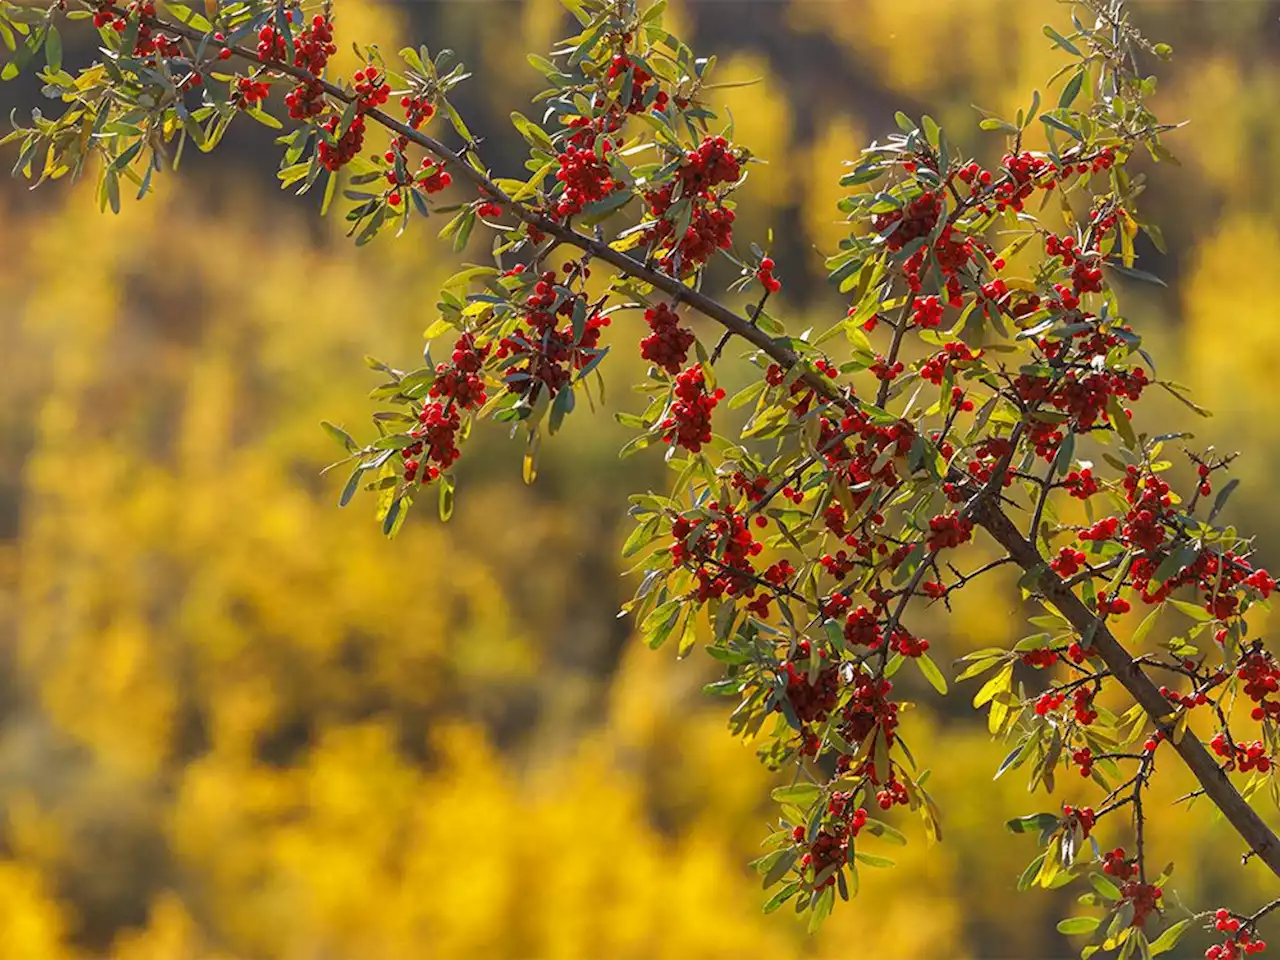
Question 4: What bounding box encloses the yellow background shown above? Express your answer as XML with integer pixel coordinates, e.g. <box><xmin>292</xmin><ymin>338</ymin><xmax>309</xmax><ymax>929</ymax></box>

<box><xmin>1</xmin><ymin>1</ymin><xmax>1279</xmax><ymax>957</ymax></box>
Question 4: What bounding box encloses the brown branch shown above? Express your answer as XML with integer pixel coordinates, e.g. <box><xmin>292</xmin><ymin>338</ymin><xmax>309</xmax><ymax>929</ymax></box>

<box><xmin>972</xmin><ymin>497</ymin><xmax>1280</xmax><ymax>877</ymax></box>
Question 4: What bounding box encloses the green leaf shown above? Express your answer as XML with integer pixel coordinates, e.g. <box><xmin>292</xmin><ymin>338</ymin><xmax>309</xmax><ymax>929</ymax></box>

<box><xmin>1209</xmin><ymin>478</ymin><xmax>1240</xmax><ymax>523</ymax></box>
<box><xmin>246</xmin><ymin>108</ymin><xmax>283</xmax><ymax>130</ymax></box>
<box><xmin>861</xmin><ymin>819</ymin><xmax>907</xmax><ymax>846</ymax></box>
<box><xmin>917</xmin><ymin>653</ymin><xmax>948</xmax><ymax>694</ymax></box>
<box><xmin>444</xmin><ymin>99</ymin><xmax>474</xmax><ymax>143</ymax></box>
<box><xmin>1108</xmin><ymin>393</ymin><xmax>1137</xmax><ymax>449</ymax></box>
<box><xmin>1149</xmin><ymin>918</ymin><xmax>1193</xmax><ymax>956</ymax></box>
<box><xmin>1042</xmin><ymin>113</ymin><xmax>1082</xmax><ymax>140</ymax></box>
<box><xmin>676</xmin><ymin>607</ymin><xmax>698</xmax><ymax>659</ymax></box>
<box><xmin>1058</xmin><ymin>916</ymin><xmax>1102</xmax><ymax>936</ymax></box>
<box><xmin>979</xmin><ymin>117</ymin><xmax>1019</xmax><ymax>134</ymax></box>
<box><xmin>1089</xmin><ymin>872</ymin><xmax>1122</xmax><ymax>901</ymax></box>
<box><xmin>580</xmin><ymin>188</ymin><xmax>633</xmax><ymax>221</ymax></box>
<box><xmin>548</xmin><ymin>382</ymin><xmax>575</xmax><ymax>434</ymax></box>
<box><xmin>1017</xmin><ymin>852</ymin><xmax>1046</xmax><ymax>892</ymax></box>
<box><xmin>43</xmin><ymin>25</ymin><xmax>61</xmax><ymax>73</ymax></box>
<box><xmin>759</xmin><ymin>848</ymin><xmax>798</xmax><ymax>888</ymax></box>
<box><xmin>1169</xmin><ymin>599</ymin><xmax>1214</xmax><ymax>622</ymax></box>
<box><xmin>1130</xmin><ymin>605</ymin><xmax>1161</xmax><ymax>646</ymax></box>
<box><xmin>1043</xmin><ymin>25</ymin><xmax>1082</xmax><ymax>56</ymax></box>
<box><xmin>1058</xmin><ymin>69</ymin><xmax>1084</xmax><ymax>109</ymax></box>
<box><xmin>382</xmin><ymin>496</ymin><xmax>404</xmax><ymax>537</ymax></box>
<box><xmin>974</xmin><ymin>662</ymin><xmax>1014</xmax><ymax>707</ymax></box>
<box><xmin>807</xmin><ymin>884</ymin><xmax>835</xmax><ymax>933</ymax></box>
<box><xmin>642</xmin><ymin>600</ymin><xmax>681</xmax><ymax>649</ymax></box>
<box><xmin>621</xmin><ymin>516</ymin><xmax>661</xmax><ymax>558</ymax></box>
<box><xmin>510</xmin><ymin>110</ymin><xmax>554</xmax><ymax>152</ymax></box>
<box><xmin>1006</xmin><ymin>813</ymin><xmax>1059</xmax><ymax>835</ymax></box>
<box><xmin>104</xmin><ymin>168</ymin><xmax>121</xmax><ymax>214</ymax></box>
<box><xmin>762</xmin><ymin>880</ymin><xmax>799</xmax><ymax>914</ymax></box>
<box><xmin>438</xmin><ymin>472</ymin><xmax>455</xmax><ymax>521</ymax></box>
<box><xmin>321</xmin><ymin>420</ymin><xmax>358</xmax><ymax>452</ymax></box>
<box><xmin>955</xmin><ymin>656</ymin><xmax>1004</xmax><ymax>682</ymax></box>
<box><xmin>320</xmin><ymin>170</ymin><xmax>338</xmax><ymax>217</ymax></box>
<box><xmin>771</xmin><ymin>782</ymin><xmax>822</xmax><ymax>806</ymax></box>
<box><xmin>1106</xmin><ymin>262</ymin><xmax>1167</xmax><ymax>287</ymax></box>
<box><xmin>1159</xmin><ymin>382</ymin><xmax>1213</xmax><ymax>418</ymax></box>
<box><xmin>853</xmin><ymin>851</ymin><xmax>895</xmax><ymax>868</ymax></box>
<box><xmin>338</xmin><ymin>466</ymin><xmax>363</xmax><ymax>507</ymax></box>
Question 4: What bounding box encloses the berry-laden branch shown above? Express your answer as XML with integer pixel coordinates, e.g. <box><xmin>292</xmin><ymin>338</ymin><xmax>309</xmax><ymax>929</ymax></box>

<box><xmin>974</xmin><ymin>497</ymin><xmax>1280</xmax><ymax>878</ymax></box>
<box><xmin>5</xmin><ymin>0</ymin><xmax>1280</xmax><ymax>952</ymax></box>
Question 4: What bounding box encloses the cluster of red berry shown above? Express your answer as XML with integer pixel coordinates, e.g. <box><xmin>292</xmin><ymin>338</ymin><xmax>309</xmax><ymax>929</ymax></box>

<box><xmin>925</xmin><ymin>511</ymin><xmax>973</xmax><ymax>552</ymax></box>
<box><xmin>256</xmin><ymin>13</ymin><xmax>291</xmax><ymax>61</ymax></box>
<box><xmin>887</xmin><ymin>626</ymin><xmax>930</xmax><ymax>658</ymax></box>
<box><xmin>1095</xmin><ymin>590</ymin><xmax>1131</xmax><ymax>616</ymax></box>
<box><xmin>427</xmin><ymin>334</ymin><xmax>489</xmax><ymax>410</ymax></box>
<box><xmin>92</xmin><ymin>2</ymin><xmax>181</xmax><ymax>57</ymax></box>
<box><xmin>836</xmin><ymin>669</ymin><xmax>900</xmax><ymax>754</ymax></box>
<box><xmin>919</xmin><ymin>341</ymin><xmax>979</xmax><ymax>386</ymax></box>
<box><xmin>642</xmin><ymin>137</ymin><xmax>741</xmax><ymax>274</ymax></box>
<box><xmin>1035</xmin><ymin>688</ymin><xmax>1066</xmax><ymax>716</ymax></box>
<box><xmin>792</xmin><ymin>797</ymin><xmax>869</xmax><ymax>888</ymax></box>
<box><xmin>1238</xmin><ymin>652</ymin><xmax>1280</xmax><ymax>721</ymax></box>
<box><xmin>317</xmin><ymin>113</ymin><xmax>366</xmax><ymax>171</ymax></box>
<box><xmin>778</xmin><ymin>641</ymin><xmax>840</xmax><ymax>724</ymax></box>
<box><xmin>1021</xmin><ymin>648</ymin><xmax>1060</xmax><ymax>669</ymax></box>
<box><xmin>1210</xmin><ymin>733</ymin><xmax>1273</xmax><ymax>773</ymax></box>
<box><xmin>1063</xmin><ymin>804</ymin><xmax>1095</xmax><ymax>838</ymax></box>
<box><xmin>400</xmin><ymin>401</ymin><xmax>461</xmax><ymax>484</ymax></box>
<box><xmin>1051</xmin><ymin>547</ymin><xmax>1088</xmax><ymax>578</ymax></box>
<box><xmin>871</xmin><ymin>190</ymin><xmax>939</xmax><ymax>253</ymax></box>
<box><xmin>756</xmin><ymin>256</ymin><xmax>781</xmax><ymax>294</ymax></box>
<box><xmin>670</xmin><ymin>503</ymin><xmax>763</xmax><ymax>605</ymax></box>
<box><xmin>639</xmin><ymin>302</ymin><xmax>696</xmax><ymax>374</ymax></box>
<box><xmin>1063</xmin><ymin>467</ymin><xmax>1099</xmax><ymax>500</ymax></box>
<box><xmin>1072</xmin><ymin>746</ymin><xmax>1094</xmax><ymax>777</ymax></box>
<box><xmin>383</xmin><ymin>157</ymin><xmax>452</xmax><ymax>207</ymax></box>
<box><xmin>605</xmin><ymin>52</ymin><xmax>669</xmax><ymax>114</ymax></box>
<box><xmin>493</xmin><ymin>268</ymin><xmax>608</xmax><ymax>402</ymax></box>
<box><xmin>1072</xmin><ymin>687</ymin><xmax>1098</xmax><ymax>725</ymax></box>
<box><xmin>553</xmin><ymin>141</ymin><xmax>620</xmax><ymax>219</ymax></box>
<box><xmin>660</xmin><ymin>366</ymin><xmax>725</xmax><ymax>453</ymax></box>
<box><xmin>1209</xmin><ymin>909</ymin><xmax>1268</xmax><ymax>958</ymax></box>
<box><xmin>282</xmin><ymin>14</ymin><xmax>337</xmax><ymax>120</ymax></box>
<box><xmin>235</xmin><ymin>76</ymin><xmax>270</xmax><ymax>107</ymax></box>
<box><xmin>869</xmin><ymin>355</ymin><xmax>905</xmax><ymax>383</ymax></box>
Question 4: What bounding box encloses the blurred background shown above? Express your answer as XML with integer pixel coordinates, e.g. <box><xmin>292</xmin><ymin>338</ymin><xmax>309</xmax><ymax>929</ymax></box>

<box><xmin>1</xmin><ymin>0</ymin><xmax>1279</xmax><ymax>957</ymax></box>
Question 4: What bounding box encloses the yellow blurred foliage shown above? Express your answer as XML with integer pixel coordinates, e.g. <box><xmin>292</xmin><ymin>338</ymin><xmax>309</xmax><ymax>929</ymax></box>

<box><xmin>1</xmin><ymin>2</ymin><xmax>1279</xmax><ymax>959</ymax></box>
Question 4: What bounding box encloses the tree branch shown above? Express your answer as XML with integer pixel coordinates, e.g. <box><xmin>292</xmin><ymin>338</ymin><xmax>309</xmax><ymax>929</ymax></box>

<box><xmin>971</xmin><ymin>496</ymin><xmax>1280</xmax><ymax>877</ymax></box>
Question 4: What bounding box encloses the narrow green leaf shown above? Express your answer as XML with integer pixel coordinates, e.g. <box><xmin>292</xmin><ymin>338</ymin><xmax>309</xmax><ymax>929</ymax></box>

<box><xmin>807</xmin><ymin>884</ymin><xmax>835</xmax><ymax>933</ymax></box>
<box><xmin>321</xmin><ymin>420</ymin><xmax>358</xmax><ymax>452</ymax></box>
<box><xmin>1044</xmin><ymin>25</ymin><xmax>1083</xmax><ymax>56</ymax></box>
<box><xmin>1089</xmin><ymin>872</ymin><xmax>1122</xmax><ymax>901</ymax></box>
<box><xmin>1058</xmin><ymin>916</ymin><xmax>1102</xmax><ymax>936</ymax></box>
<box><xmin>1149</xmin><ymin>918</ymin><xmax>1193</xmax><ymax>956</ymax></box>
<box><xmin>1059</xmin><ymin>69</ymin><xmax>1084</xmax><ymax>108</ymax></box>
<box><xmin>44</xmin><ymin>25</ymin><xmax>61</xmax><ymax>73</ymax></box>
<box><xmin>338</xmin><ymin>466</ymin><xmax>363</xmax><ymax>507</ymax></box>
<box><xmin>917</xmin><ymin>653</ymin><xmax>948</xmax><ymax>694</ymax></box>
<box><xmin>853</xmin><ymin>851</ymin><xmax>895</xmax><ymax>868</ymax></box>
<box><xmin>771</xmin><ymin>783</ymin><xmax>822</xmax><ymax>806</ymax></box>
<box><xmin>438</xmin><ymin>473</ymin><xmax>455</xmax><ymax>521</ymax></box>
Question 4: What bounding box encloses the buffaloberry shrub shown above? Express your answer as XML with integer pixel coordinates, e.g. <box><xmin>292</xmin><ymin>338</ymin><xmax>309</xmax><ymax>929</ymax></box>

<box><xmin>4</xmin><ymin>0</ymin><xmax>1280</xmax><ymax>954</ymax></box>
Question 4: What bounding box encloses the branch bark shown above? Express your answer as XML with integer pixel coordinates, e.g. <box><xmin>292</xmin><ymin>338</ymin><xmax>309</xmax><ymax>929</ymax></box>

<box><xmin>973</xmin><ymin>497</ymin><xmax>1280</xmax><ymax>877</ymax></box>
